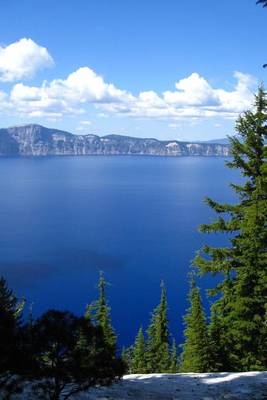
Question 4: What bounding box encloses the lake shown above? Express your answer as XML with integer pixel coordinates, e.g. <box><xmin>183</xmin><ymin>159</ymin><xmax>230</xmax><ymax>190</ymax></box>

<box><xmin>0</xmin><ymin>156</ymin><xmax>240</xmax><ymax>347</ymax></box>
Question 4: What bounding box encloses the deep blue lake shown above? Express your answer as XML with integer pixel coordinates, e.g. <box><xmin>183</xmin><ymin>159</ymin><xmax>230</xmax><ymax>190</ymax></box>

<box><xmin>0</xmin><ymin>156</ymin><xmax>240</xmax><ymax>347</ymax></box>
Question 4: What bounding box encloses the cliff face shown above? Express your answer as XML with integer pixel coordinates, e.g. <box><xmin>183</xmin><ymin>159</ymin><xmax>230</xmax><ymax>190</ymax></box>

<box><xmin>0</xmin><ymin>124</ymin><xmax>230</xmax><ymax>157</ymax></box>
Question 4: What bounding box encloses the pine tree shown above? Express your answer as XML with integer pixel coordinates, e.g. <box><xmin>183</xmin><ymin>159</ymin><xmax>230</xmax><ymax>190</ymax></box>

<box><xmin>146</xmin><ymin>281</ymin><xmax>171</xmax><ymax>372</ymax></box>
<box><xmin>257</xmin><ymin>0</ymin><xmax>267</xmax><ymax>8</ymax></box>
<box><xmin>131</xmin><ymin>327</ymin><xmax>147</xmax><ymax>373</ymax></box>
<box><xmin>194</xmin><ymin>87</ymin><xmax>267</xmax><ymax>371</ymax></box>
<box><xmin>0</xmin><ymin>277</ymin><xmax>25</xmax><ymax>397</ymax></box>
<box><xmin>86</xmin><ymin>272</ymin><xmax>117</xmax><ymax>353</ymax></box>
<box><xmin>121</xmin><ymin>346</ymin><xmax>134</xmax><ymax>374</ymax></box>
<box><xmin>180</xmin><ymin>278</ymin><xmax>210</xmax><ymax>373</ymax></box>
<box><xmin>30</xmin><ymin>310</ymin><xmax>124</xmax><ymax>400</ymax></box>
<box><xmin>169</xmin><ymin>339</ymin><xmax>178</xmax><ymax>373</ymax></box>
<box><xmin>0</xmin><ymin>276</ymin><xmax>25</xmax><ymax>373</ymax></box>
<box><xmin>207</xmin><ymin>305</ymin><xmax>225</xmax><ymax>372</ymax></box>
<box><xmin>0</xmin><ymin>276</ymin><xmax>24</xmax><ymax>318</ymax></box>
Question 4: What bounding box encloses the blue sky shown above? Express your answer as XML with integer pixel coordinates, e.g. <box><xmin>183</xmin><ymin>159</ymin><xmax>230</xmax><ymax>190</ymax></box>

<box><xmin>0</xmin><ymin>0</ymin><xmax>266</xmax><ymax>140</ymax></box>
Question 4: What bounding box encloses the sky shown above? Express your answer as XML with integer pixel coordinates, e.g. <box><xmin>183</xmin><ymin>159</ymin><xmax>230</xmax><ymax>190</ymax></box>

<box><xmin>0</xmin><ymin>0</ymin><xmax>266</xmax><ymax>141</ymax></box>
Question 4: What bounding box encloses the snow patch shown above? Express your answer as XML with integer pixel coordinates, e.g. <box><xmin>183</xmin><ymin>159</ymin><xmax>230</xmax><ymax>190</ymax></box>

<box><xmin>8</xmin><ymin>372</ymin><xmax>267</xmax><ymax>399</ymax></box>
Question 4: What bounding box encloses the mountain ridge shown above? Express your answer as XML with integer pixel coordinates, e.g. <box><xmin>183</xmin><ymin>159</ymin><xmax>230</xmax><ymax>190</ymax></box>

<box><xmin>0</xmin><ymin>124</ymin><xmax>230</xmax><ymax>157</ymax></box>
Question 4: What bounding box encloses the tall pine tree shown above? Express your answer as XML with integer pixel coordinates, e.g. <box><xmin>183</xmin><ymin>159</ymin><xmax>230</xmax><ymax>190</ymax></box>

<box><xmin>194</xmin><ymin>87</ymin><xmax>267</xmax><ymax>371</ymax></box>
<box><xmin>169</xmin><ymin>339</ymin><xmax>178</xmax><ymax>373</ymax></box>
<box><xmin>0</xmin><ymin>277</ymin><xmax>25</xmax><ymax>397</ymax></box>
<box><xmin>0</xmin><ymin>276</ymin><xmax>25</xmax><ymax>373</ymax></box>
<box><xmin>180</xmin><ymin>277</ymin><xmax>210</xmax><ymax>372</ymax></box>
<box><xmin>131</xmin><ymin>326</ymin><xmax>147</xmax><ymax>373</ymax></box>
<box><xmin>86</xmin><ymin>272</ymin><xmax>117</xmax><ymax>354</ymax></box>
<box><xmin>146</xmin><ymin>281</ymin><xmax>171</xmax><ymax>373</ymax></box>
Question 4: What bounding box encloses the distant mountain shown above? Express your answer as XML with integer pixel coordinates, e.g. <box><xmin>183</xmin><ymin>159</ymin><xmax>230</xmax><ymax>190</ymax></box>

<box><xmin>0</xmin><ymin>124</ymin><xmax>230</xmax><ymax>157</ymax></box>
<box><xmin>197</xmin><ymin>138</ymin><xmax>230</xmax><ymax>145</ymax></box>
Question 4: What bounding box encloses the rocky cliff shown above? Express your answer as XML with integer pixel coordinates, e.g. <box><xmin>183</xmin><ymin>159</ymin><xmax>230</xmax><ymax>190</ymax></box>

<box><xmin>0</xmin><ymin>124</ymin><xmax>230</xmax><ymax>157</ymax></box>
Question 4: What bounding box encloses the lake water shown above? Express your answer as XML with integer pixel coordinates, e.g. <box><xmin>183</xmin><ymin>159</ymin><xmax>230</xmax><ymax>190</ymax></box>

<box><xmin>0</xmin><ymin>156</ymin><xmax>240</xmax><ymax>347</ymax></box>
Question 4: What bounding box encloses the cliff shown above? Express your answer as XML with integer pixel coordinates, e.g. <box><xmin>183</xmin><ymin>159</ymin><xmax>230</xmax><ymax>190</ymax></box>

<box><xmin>0</xmin><ymin>124</ymin><xmax>230</xmax><ymax>157</ymax></box>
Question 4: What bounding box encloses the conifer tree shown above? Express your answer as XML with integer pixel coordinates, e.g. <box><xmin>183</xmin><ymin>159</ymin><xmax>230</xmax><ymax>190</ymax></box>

<box><xmin>131</xmin><ymin>326</ymin><xmax>147</xmax><ymax>373</ymax></box>
<box><xmin>0</xmin><ymin>276</ymin><xmax>24</xmax><ymax>319</ymax></box>
<box><xmin>146</xmin><ymin>281</ymin><xmax>171</xmax><ymax>372</ymax></box>
<box><xmin>169</xmin><ymin>339</ymin><xmax>178</xmax><ymax>373</ymax></box>
<box><xmin>0</xmin><ymin>277</ymin><xmax>25</xmax><ymax>373</ymax></box>
<box><xmin>194</xmin><ymin>87</ymin><xmax>267</xmax><ymax>371</ymax></box>
<box><xmin>0</xmin><ymin>277</ymin><xmax>25</xmax><ymax>397</ymax></box>
<box><xmin>121</xmin><ymin>346</ymin><xmax>134</xmax><ymax>374</ymax></box>
<box><xmin>86</xmin><ymin>272</ymin><xmax>117</xmax><ymax>353</ymax></box>
<box><xmin>30</xmin><ymin>310</ymin><xmax>124</xmax><ymax>400</ymax></box>
<box><xmin>257</xmin><ymin>0</ymin><xmax>267</xmax><ymax>8</ymax></box>
<box><xmin>180</xmin><ymin>277</ymin><xmax>210</xmax><ymax>372</ymax></box>
<box><xmin>207</xmin><ymin>305</ymin><xmax>225</xmax><ymax>372</ymax></box>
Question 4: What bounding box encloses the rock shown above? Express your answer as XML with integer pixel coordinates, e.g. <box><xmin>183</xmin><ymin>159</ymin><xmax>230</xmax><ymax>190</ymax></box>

<box><xmin>0</xmin><ymin>124</ymin><xmax>230</xmax><ymax>157</ymax></box>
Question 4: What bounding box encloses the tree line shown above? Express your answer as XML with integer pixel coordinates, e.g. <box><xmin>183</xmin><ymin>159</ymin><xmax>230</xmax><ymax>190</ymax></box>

<box><xmin>0</xmin><ymin>87</ymin><xmax>267</xmax><ymax>398</ymax></box>
<box><xmin>0</xmin><ymin>272</ymin><xmax>125</xmax><ymax>400</ymax></box>
<box><xmin>124</xmin><ymin>87</ymin><xmax>267</xmax><ymax>374</ymax></box>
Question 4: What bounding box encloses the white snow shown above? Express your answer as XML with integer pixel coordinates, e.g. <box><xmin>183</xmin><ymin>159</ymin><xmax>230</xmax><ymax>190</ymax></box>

<box><xmin>9</xmin><ymin>372</ymin><xmax>267</xmax><ymax>399</ymax></box>
<box><xmin>166</xmin><ymin>142</ymin><xmax>179</xmax><ymax>148</ymax></box>
<box><xmin>74</xmin><ymin>372</ymin><xmax>267</xmax><ymax>399</ymax></box>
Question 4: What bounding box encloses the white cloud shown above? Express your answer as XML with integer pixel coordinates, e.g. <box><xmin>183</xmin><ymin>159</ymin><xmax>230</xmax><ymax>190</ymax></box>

<box><xmin>169</xmin><ymin>123</ymin><xmax>180</xmax><ymax>129</ymax></box>
<box><xmin>214</xmin><ymin>72</ymin><xmax>256</xmax><ymax>113</ymax></box>
<box><xmin>164</xmin><ymin>73</ymin><xmax>218</xmax><ymax>106</ymax></box>
<box><xmin>75</xmin><ymin>126</ymin><xmax>88</xmax><ymax>132</ymax></box>
<box><xmin>80</xmin><ymin>120</ymin><xmax>92</xmax><ymax>126</ymax></box>
<box><xmin>0</xmin><ymin>38</ymin><xmax>54</xmax><ymax>82</ymax></box>
<box><xmin>0</xmin><ymin>39</ymin><xmax>257</xmax><ymax>121</ymax></box>
<box><xmin>9</xmin><ymin>67</ymin><xmax>134</xmax><ymax>117</ymax></box>
<box><xmin>0</xmin><ymin>90</ymin><xmax>7</xmax><ymax>102</ymax></box>
<box><xmin>2</xmin><ymin>64</ymin><xmax>256</xmax><ymax>121</ymax></box>
<box><xmin>0</xmin><ymin>89</ymin><xmax>10</xmax><ymax>112</ymax></box>
<box><xmin>97</xmin><ymin>71</ymin><xmax>255</xmax><ymax>120</ymax></box>
<box><xmin>75</xmin><ymin>120</ymin><xmax>92</xmax><ymax>133</ymax></box>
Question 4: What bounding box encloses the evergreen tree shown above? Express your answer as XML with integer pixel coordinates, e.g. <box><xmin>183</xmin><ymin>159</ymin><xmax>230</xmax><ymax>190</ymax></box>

<box><xmin>0</xmin><ymin>276</ymin><xmax>24</xmax><ymax>319</ymax></box>
<box><xmin>194</xmin><ymin>87</ymin><xmax>267</xmax><ymax>371</ymax></box>
<box><xmin>131</xmin><ymin>326</ymin><xmax>147</xmax><ymax>373</ymax></box>
<box><xmin>30</xmin><ymin>310</ymin><xmax>123</xmax><ymax>400</ymax></box>
<box><xmin>73</xmin><ymin>317</ymin><xmax>125</xmax><ymax>390</ymax></box>
<box><xmin>180</xmin><ymin>277</ymin><xmax>210</xmax><ymax>373</ymax></box>
<box><xmin>146</xmin><ymin>281</ymin><xmax>171</xmax><ymax>372</ymax></box>
<box><xmin>257</xmin><ymin>0</ymin><xmax>267</xmax><ymax>8</ymax></box>
<box><xmin>169</xmin><ymin>339</ymin><xmax>178</xmax><ymax>373</ymax></box>
<box><xmin>0</xmin><ymin>277</ymin><xmax>25</xmax><ymax>374</ymax></box>
<box><xmin>0</xmin><ymin>277</ymin><xmax>25</xmax><ymax>398</ymax></box>
<box><xmin>86</xmin><ymin>271</ymin><xmax>117</xmax><ymax>353</ymax></box>
<box><xmin>207</xmin><ymin>305</ymin><xmax>225</xmax><ymax>372</ymax></box>
<box><xmin>121</xmin><ymin>346</ymin><xmax>134</xmax><ymax>374</ymax></box>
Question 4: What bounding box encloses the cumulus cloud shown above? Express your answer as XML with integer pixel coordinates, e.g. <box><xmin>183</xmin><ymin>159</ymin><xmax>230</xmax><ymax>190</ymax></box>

<box><xmin>0</xmin><ymin>38</ymin><xmax>54</xmax><ymax>82</ymax></box>
<box><xmin>80</xmin><ymin>120</ymin><xmax>92</xmax><ymax>126</ymax></box>
<box><xmin>0</xmin><ymin>89</ymin><xmax>10</xmax><ymax>112</ymax></box>
<box><xmin>0</xmin><ymin>90</ymin><xmax>7</xmax><ymax>102</ymax></box>
<box><xmin>9</xmin><ymin>67</ymin><xmax>134</xmax><ymax>117</ymax></box>
<box><xmin>75</xmin><ymin>120</ymin><xmax>92</xmax><ymax>132</ymax></box>
<box><xmin>97</xmin><ymin>71</ymin><xmax>255</xmax><ymax>119</ymax></box>
<box><xmin>2</xmin><ymin>63</ymin><xmax>256</xmax><ymax>121</ymax></box>
<box><xmin>0</xmin><ymin>39</ymin><xmax>257</xmax><ymax>121</ymax></box>
<box><xmin>169</xmin><ymin>123</ymin><xmax>180</xmax><ymax>129</ymax></box>
<box><xmin>164</xmin><ymin>73</ymin><xmax>219</xmax><ymax>106</ymax></box>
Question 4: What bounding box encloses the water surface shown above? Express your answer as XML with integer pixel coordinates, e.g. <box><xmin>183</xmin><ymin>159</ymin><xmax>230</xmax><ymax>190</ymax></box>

<box><xmin>0</xmin><ymin>156</ymin><xmax>240</xmax><ymax>346</ymax></box>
